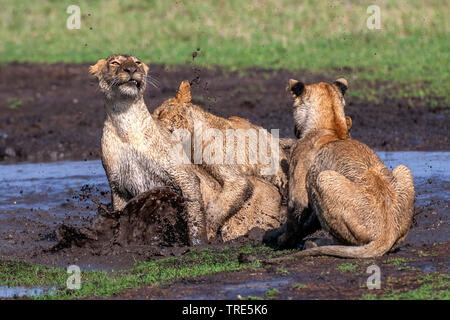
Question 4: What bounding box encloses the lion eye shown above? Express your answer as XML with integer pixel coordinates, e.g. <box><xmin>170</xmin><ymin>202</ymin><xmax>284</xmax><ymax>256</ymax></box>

<box><xmin>135</xmin><ymin>61</ymin><xmax>142</xmax><ymax>65</ymax></box>
<box><xmin>111</xmin><ymin>61</ymin><xmax>120</xmax><ymax>66</ymax></box>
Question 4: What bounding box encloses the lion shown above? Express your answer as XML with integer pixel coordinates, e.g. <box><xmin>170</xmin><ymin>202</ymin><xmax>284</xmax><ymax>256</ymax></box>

<box><xmin>270</xmin><ymin>78</ymin><xmax>415</xmax><ymax>260</ymax></box>
<box><xmin>89</xmin><ymin>54</ymin><xmax>282</xmax><ymax>244</ymax></box>
<box><xmin>153</xmin><ymin>80</ymin><xmax>290</xmax><ymax>235</ymax></box>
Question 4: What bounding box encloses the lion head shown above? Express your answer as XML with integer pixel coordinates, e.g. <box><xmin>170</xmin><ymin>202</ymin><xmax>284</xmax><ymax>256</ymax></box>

<box><xmin>287</xmin><ymin>78</ymin><xmax>349</xmax><ymax>140</ymax></box>
<box><xmin>89</xmin><ymin>54</ymin><xmax>149</xmax><ymax>100</ymax></box>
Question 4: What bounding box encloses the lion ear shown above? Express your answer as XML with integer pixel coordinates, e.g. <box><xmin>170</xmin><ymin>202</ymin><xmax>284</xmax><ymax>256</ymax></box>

<box><xmin>345</xmin><ymin>115</ymin><xmax>352</xmax><ymax>131</ymax></box>
<box><xmin>89</xmin><ymin>59</ymin><xmax>107</xmax><ymax>78</ymax></box>
<box><xmin>142</xmin><ymin>62</ymin><xmax>150</xmax><ymax>74</ymax></box>
<box><xmin>287</xmin><ymin>79</ymin><xmax>305</xmax><ymax>97</ymax></box>
<box><xmin>334</xmin><ymin>78</ymin><xmax>348</xmax><ymax>95</ymax></box>
<box><xmin>175</xmin><ymin>80</ymin><xmax>191</xmax><ymax>103</ymax></box>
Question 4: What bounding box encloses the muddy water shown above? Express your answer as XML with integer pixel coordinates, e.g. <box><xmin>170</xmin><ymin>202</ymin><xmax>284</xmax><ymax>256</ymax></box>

<box><xmin>0</xmin><ymin>152</ymin><xmax>448</xmax><ymax>298</ymax></box>
<box><xmin>0</xmin><ymin>152</ymin><xmax>448</xmax><ymax>238</ymax></box>
<box><xmin>377</xmin><ymin>151</ymin><xmax>450</xmax><ymax>181</ymax></box>
<box><xmin>0</xmin><ymin>160</ymin><xmax>107</xmax><ymax>212</ymax></box>
<box><xmin>0</xmin><ymin>151</ymin><xmax>447</xmax><ymax>215</ymax></box>
<box><xmin>0</xmin><ymin>153</ymin><xmax>447</xmax><ymax>247</ymax></box>
<box><xmin>180</xmin><ymin>279</ymin><xmax>291</xmax><ymax>300</ymax></box>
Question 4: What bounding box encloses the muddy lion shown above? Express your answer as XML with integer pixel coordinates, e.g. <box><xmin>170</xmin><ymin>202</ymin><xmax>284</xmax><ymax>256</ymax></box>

<box><xmin>271</xmin><ymin>78</ymin><xmax>415</xmax><ymax>260</ymax></box>
<box><xmin>154</xmin><ymin>80</ymin><xmax>290</xmax><ymax>235</ymax></box>
<box><xmin>89</xmin><ymin>54</ymin><xmax>282</xmax><ymax>244</ymax></box>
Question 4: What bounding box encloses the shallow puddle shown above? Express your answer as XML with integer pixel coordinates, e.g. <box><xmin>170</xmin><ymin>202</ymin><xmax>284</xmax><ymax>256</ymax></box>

<box><xmin>0</xmin><ymin>160</ymin><xmax>107</xmax><ymax>212</ymax></box>
<box><xmin>180</xmin><ymin>279</ymin><xmax>291</xmax><ymax>300</ymax></box>
<box><xmin>0</xmin><ymin>152</ymin><xmax>448</xmax><ymax>212</ymax></box>
<box><xmin>377</xmin><ymin>151</ymin><xmax>450</xmax><ymax>180</ymax></box>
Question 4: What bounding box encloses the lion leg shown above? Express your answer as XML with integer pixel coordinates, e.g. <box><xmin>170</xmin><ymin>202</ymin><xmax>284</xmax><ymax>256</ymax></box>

<box><xmin>206</xmin><ymin>166</ymin><xmax>254</xmax><ymax>236</ymax></box>
<box><xmin>268</xmin><ymin>170</ymin><xmax>394</xmax><ymax>262</ymax></box>
<box><xmin>111</xmin><ymin>188</ymin><xmax>128</xmax><ymax>211</ymax></box>
<box><xmin>310</xmin><ymin>170</ymin><xmax>374</xmax><ymax>245</ymax></box>
<box><xmin>169</xmin><ymin>166</ymin><xmax>208</xmax><ymax>246</ymax></box>
<box><xmin>276</xmin><ymin>163</ymin><xmax>318</xmax><ymax>249</ymax></box>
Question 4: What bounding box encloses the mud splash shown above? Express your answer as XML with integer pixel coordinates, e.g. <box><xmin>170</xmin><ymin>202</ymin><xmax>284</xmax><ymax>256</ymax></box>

<box><xmin>51</xmin><ymin>187</ymin><xmax>189</xmax><ymax>256</ymax></box>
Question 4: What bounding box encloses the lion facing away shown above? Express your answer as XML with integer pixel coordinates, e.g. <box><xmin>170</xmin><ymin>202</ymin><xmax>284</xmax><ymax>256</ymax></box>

<box><xmin>271</xmin><ymin>78</ymin><xmax>415</xmax><ymax>260</ymax></box>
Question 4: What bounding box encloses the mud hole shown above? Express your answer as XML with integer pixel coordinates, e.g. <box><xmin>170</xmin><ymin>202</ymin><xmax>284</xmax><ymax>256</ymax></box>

<box><xmin>0</xmin><ymin>63</ymin><xmax>448</xmax><ymax>299</ymax></box>
<box><xmin>0</xmin><ymin>156</ymin><xmax>447</xmax><ymax>299</ymax></box>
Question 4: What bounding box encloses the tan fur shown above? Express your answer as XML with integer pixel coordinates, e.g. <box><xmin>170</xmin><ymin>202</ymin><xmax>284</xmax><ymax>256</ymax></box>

<box><xmin>90</xmin><ymin>55</ymin><xmax>282</xmax><ymax>244</ymax></box>
<box><xmin>90</xmin><ymin>55</ymin><xmax>209</xmax><ymax>245</ymax></box>
<box><xmin>154</xmin><ymin>81</ymin><xmax>288</xmax><ymax>235</ymax></box>
<box><xmin>272</xmin><ymin>78</ymin><xmax>415</xmax><ymax>260</ymax></box>
<box><xmin>197</xmin><ymin>168</ymin><xmax>282</xmax><ymax>241</ymax></box>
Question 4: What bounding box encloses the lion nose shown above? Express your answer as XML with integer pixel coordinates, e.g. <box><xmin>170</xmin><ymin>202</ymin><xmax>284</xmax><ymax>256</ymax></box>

<box><xmin>124</xmin><ymin>65</ymin><xmax>137</xmax><ymax>75</ymax></box>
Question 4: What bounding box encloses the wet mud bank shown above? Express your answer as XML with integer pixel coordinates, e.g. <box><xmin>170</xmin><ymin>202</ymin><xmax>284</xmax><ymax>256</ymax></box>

<box><xmin>0</xmin><ymin>63</ymin><xmax>448</xmax><ymax>164</ymax></box>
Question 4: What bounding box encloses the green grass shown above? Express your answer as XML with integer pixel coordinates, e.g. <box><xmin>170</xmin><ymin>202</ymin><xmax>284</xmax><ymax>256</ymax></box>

<box><xmin>382</xmin><ymin>257</ymin><xmax>413</xmax><ymax>266</ymax></box>
<box><xmin>0</xmin><ymin>244</ymin><xmax>274</xmax><ymax>299</ymax></box>
<box><xmin>265</xmin><ymin>288</ymin><xmax>280</xmax><ymax>298</ymax></box>
<box><xmin>0</xmin><ymin>0</ymin><xmax>448</xmax><ymax>105</ymax></box>
<box><xmin>275</xmin><ymin>266</ymin><xmax>290</xmax><ymax>275</ymax></box>
<box><xmin>291</xmin><ymin>283</ymin><xmax>307</xmax><ymax>290</ymax></box>
<box><xmin>6</xmin><ymin>98</ymin><xmax>23</xmax><ymax>110</ymax></box>
<box><xmin>337</xmin><ymin>262</ymin><xmax>358</xmax><ymax>273</ymax></box>
<box><xmin>362</xmin><ymin>273</ymin><xmax>450</xmax><ymax>300</ymax></box>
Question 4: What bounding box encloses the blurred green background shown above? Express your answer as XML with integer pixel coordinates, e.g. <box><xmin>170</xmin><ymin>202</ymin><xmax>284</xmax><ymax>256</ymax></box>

<box><xmin>1</xmin><ymin>0</ymin><xmax>448</xmax><ymax>105</ymax></box>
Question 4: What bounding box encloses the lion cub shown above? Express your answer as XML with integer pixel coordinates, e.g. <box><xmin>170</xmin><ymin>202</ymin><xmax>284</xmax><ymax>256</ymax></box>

<box><xmin>154</xmin><ymin>81</ymin><xmax>289</xmax><ymax>234</ymax></box>
<box><xmin>274</xmin><ymin>78</ymin><xmax>415</xmax><ymax>259</ymax></box>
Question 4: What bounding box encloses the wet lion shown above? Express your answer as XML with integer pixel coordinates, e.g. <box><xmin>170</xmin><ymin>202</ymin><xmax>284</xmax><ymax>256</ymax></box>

<box><xmin>154</xmin><ymin>80</ymin><xmax>290</xmax><ymax>235</ymax></box>
<box><xmin>271</xmin><ymin>78</ymin><xmax>415</xmax><ymax>260</ymax></box>
<box><xmin>90</xmin><ymin>54</ymin><xmax>282</xmax><ymax>244</ymax></box>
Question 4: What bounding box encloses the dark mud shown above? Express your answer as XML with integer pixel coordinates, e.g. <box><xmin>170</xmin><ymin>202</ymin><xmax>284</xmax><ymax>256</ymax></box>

<box><xmin>0</xmin><ymin>63</ymin><xmax>448</xmax><ymax>163</ymax></box>
<box><xmin>0</xmin><ymin>152</ymin><xmax>448</xmax><ymax>299</ymax></box>
<box><xmin>113</xmin><ymin>242</ymin><xmax>450</xmax><ymax>300</ymax></box>
<box><xmin>51</xmin><ymin>188</ymin><xmax>189</xmax><ymax>256</ymax></box>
